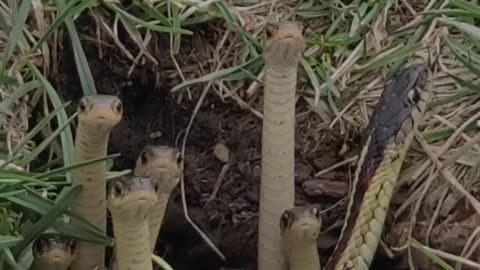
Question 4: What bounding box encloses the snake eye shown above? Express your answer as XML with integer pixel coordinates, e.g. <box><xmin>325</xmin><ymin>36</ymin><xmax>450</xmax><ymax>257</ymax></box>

<box><xmin>114</xmin><ymin>182</ymin><xmax>123</xmax><ymax>196</ymax></box>
<box><xmin>265</xmin><ymin>22</ymin><xmax>277</xmax><ymax>38</ymax></box>
<box><xmin>33</xmin><ymin>239</ymin><xmax>44</xmax><ymax>253</ymax></box>
<box><xmin>140</xmin><ymin>150</ymin><xmax>148</xmax><ymax>165</ymax></box>
<box><xmin>310</xmin><ymin>207</ymin><xmax>320</xmax><ymax>220</ymax></box>
<box><xmin>175</xmin><ymin>152</ymin><xmax>183</xmax><ymax>165</ymax></box>
<box><xmin>78</xmin><ymin>98</ymin><xmax>88</xmax><ymax>112</ymax></box>
<box><xmin>69</xmin><ymin>240</ymin><xmax>76</xmax><ymax>250</ymax></box>
<box><xmin>154</xmin><ymin>182</ymin><xmax>159</xmax><ymax>193</ymax></box>
<box><xmin>279</xmin><ymin>212</ymin><xmax>291</xmax><ymax>230</ymax></box>
<box><xmin>114</xmin><ymin>100</ymin><xmax>123</xmax><ymax>113</ymax></box>
<box><xmin>407</xmin><ymin>88</ymin><xmax>420</xmax><ymax>105</ymax></box>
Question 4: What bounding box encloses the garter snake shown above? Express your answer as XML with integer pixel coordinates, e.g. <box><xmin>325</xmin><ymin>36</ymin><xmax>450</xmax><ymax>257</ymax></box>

<box><xmin>107</xmin><ymin>175</ymin><xmax>158</xmax><ymax>270</ymax></box>
<box><xmin>30</xmin><ymin>233</ymin><xmax>76</xmax><ymax>270</ymax></box>
<box><xmin>281</xmin><ymin>63</ymin><xmax>431</xmax><ymax>270</ymax></box>
<box><xmin>258</xmin><ymin>21</ymin><xmax>305</xmax><ymax>270</ymax></box>
<box><xmin>70</xmin><ymin>95</ymin><xmax>123</xmax><ymax>270</ymax></box>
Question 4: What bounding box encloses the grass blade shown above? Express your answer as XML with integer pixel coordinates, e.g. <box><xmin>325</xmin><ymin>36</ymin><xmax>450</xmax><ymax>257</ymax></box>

<box><xmin>0</xmin><ymin>236</ymin><xmax>22</xmax><ymax>249</ymax></box>
<box><xmin>56</xmin><ymin>0</ymin><xmax>98</xmax><ymax>95</ymax></box>
<box><xmin>12</xmin><ymin>185</ymin><xmax>82</xmax><ymax>258</ymax></box>
<box><xmin>28</xmin><ymin>63</ymin><xmax>75</xmax><ymax>182</ymax></box>
<box><xmin>0</xmin><ymin>0</ymin><xmax>31</xmax><ymax>76</ymax></box>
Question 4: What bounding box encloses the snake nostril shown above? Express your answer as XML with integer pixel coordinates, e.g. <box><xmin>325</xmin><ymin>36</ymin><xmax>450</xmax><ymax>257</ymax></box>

<box><xmin>154</xmin><ymin>182</ymin><xmax>159</xmax><ymax>193</ymax></box>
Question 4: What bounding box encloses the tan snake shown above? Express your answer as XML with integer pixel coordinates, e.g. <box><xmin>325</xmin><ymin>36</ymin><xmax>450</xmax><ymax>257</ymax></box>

<box><xmin>258</xmin><ymin>21</ymin><xmax>305</xmax><ymax>270</ymax></box>
<box><xmin>70</xmin><ymin>94</ymin><xmax>123</xmax><ymax>270</ymax></box>
<box><xmin>106</xmin><ymin>175</ymin><xmax>158</xmax><ymax>270</ymax></box>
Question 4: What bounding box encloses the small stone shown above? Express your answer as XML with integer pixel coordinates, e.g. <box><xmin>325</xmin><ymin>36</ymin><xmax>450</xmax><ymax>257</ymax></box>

<box><xmin>213</xmin><ymin>143</ymin><xmax>230</xmax><ymax>163</ymax></box>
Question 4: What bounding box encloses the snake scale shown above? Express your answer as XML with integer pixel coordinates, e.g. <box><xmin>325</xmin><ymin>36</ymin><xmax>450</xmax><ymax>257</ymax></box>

<box><xmin>70</xmin><ymin>95</ymin><xmax>123</xmax><ymax>270</ymax></box>
<box><xmin>280</xmin><ymin>63</ymin><xmax>431</xmax><ymax>270</ymax></box>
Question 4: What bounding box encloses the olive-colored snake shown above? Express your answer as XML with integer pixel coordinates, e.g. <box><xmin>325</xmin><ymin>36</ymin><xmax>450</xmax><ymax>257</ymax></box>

<box><xmin>106</xmin><ymin>175</ymin><xmax>158</xmax><ymax>270</ymax></box>
<box><xmin>280</xmin><ymin>206</ymin><xmax>322</xmax><ymax>270</ymax></box>
<box><xmin>134</xmin><ymin>145</ymin><xmax>183</xmax><ymax>252</ymax></box>
<box><xmin>280</xmin><ymin>63</ymin><xmax>431</xmax><ymax>270</ymax></box>
<box><xmin>30</xmin><ymin>233</ymin><xmax>76</xmax><ymax>270</ymax></box>
<box><xmin>109</xmin><ymin>146</ymin><xmax>181</xmax><ymax>270</ymax></box>
<box><xmin>70</xmin><ymin>95</ymin><xmax>123</xmax><ymax>270</ymax></box>
<box><xmin>258</xmin><ymin>21</ymin><xmax>305</xmax><ymax>270</ymax></box>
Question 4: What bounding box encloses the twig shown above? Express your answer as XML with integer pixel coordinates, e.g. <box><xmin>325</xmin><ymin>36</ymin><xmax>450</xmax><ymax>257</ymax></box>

<box><xmin>176</xmin><ymin>28</ymin><xmax>238</xmax><ymax>262</ymax></box>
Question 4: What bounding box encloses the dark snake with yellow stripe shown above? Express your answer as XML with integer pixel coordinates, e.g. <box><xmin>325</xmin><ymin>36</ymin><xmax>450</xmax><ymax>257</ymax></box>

<box><xmin>281</xmin><ymin>63</ymin><xmax>432</xmax><ymax>270</ymax></box>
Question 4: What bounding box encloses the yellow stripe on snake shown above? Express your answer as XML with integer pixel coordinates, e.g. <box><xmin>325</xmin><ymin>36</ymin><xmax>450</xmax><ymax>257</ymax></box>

<box><xmin>281</xmin><ymin>63</ymin><xmax>432</xmax><ymax>270</ymax></box>
<box><xmin>70</xmin><ymin>94</ymin><xmax>123</xmax><ymax>270</ymax></box>
<box><xmin>30</xmin><ymin>233</ymin><xmax>76</xmax><ymax>270</ymax></box>
<box><xmin>107</xmin><ymin>175</ymin><xmax>158</xmax><ymax>270</ymax></box>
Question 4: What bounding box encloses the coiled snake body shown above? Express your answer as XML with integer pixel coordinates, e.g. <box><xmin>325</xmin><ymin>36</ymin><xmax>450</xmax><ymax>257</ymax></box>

<box><xmin>30</xmin><ymin>233</ymin><xmax>76</xmax><ymax>270</ymax></box>
<box><xmin>107</xmin><ymin>175</ymin><xmax>158</xmax><ymax>270</ymax></box>
<box><xmin>281</xmin><ymin>63</ymin><xmax>431</xmax><ymax>270</ymax></box>
<box><xmin>70</xmin><ymin>95</ymin><xmax>123</xmax><ymax>270</ymax></box>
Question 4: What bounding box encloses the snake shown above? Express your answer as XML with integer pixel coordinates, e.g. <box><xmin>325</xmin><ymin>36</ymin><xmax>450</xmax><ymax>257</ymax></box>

<box><xmin>106</xmin><ymin>175</ymin><xmax>158</xmax><ymax>270</ymax></box>
<box><xmin>30</xmin><ymin>233</ymin><xmax>76</xmax><ymax>270</ymax></box>
<box><xmin>133</xmin><ymin>145</ymin><xmax>183</xmax><ymax>252</ymax></box>
<box><xmin>69</xmin><ymin>94</ymin><xmax>123</xmax><ymax>270</ymax></box>
<box><xmin>257</xmin><ymin>21</ymin><xmax>305</xmax><ymax>270</ymax></box>
<box><xmin>110</xmin><ymin>145</ymin><xmax>182</xmax><ymax>270</ymax></box>
<box><xmin>280</xmin><ymin>206</ymin><xmax>322</xmax><ymax>270</ymax></box>
<box><xmin>279</xmin><ymin>64</ymin><xmax>431</xmax><ymax>269</ymax></box>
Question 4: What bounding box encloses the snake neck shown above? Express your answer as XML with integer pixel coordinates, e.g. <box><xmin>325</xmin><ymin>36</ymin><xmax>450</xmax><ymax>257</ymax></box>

<box><xmin>258</xmin><ymin>65</ymin><xmax>298</xmax><ymax>270</ymax></box>
<box><xmin>264</xmin><ymin>66</ymin><xmax>298</xmax><ymax>97</ymax></box>
<box><xmin>112</xmin><ymin>219</ymin><xmax>153</xmax><ymax>270</ymax></box>
<box><xmin>70</xmin><ymin>122</ymin><xmax>113</xmax><ymax>270</ymax></box>
<box><xmin>73</xmin><ymin>122</ymin><xmax>111</xmax><ymax>161</ymax></box>
<box><xmin>148</xmin><ymin>193</ymin><xmax>170</xmax><ymax>252</ymax></box>
<box><xmin>285</xmin><ymin>242</ymin><xmax>320</xmax><ymax>270</ymax></box>
<box><xmin>30</xmin><ymin>259</ymin><xmax>70</xmax><ymax>270</ymax></box>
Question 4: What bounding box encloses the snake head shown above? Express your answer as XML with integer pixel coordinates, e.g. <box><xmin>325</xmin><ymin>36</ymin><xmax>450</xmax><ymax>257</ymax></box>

<box><xmin>280</xmin><ymin>206</ymin><xmax>322</xmax><ymax>246</ymax></box>
<box><xmin>107</xmin><ymin>176</ymin><xmax>158</xmax><ymax>220</ymax></box>
<box><xmin>263</xmin><ymin>21</ymin><xmax>305</xmax><ymax>67</ymax></box>
<box><xmin>32</xmin><ymin>233</ymin><xmax>77</xmax><ymax>268</ymax></box>
<box><xmin>134</xmin><ymin>145</ymin><xmax>183</xmax><ymax>194</ymax></box>
<box><xmin>77</xmin><ymin>95</ymin><xmax>123</xmax><ymax>128</ymax></box>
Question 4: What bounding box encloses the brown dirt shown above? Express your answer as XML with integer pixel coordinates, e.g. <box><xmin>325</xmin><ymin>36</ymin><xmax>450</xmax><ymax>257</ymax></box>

<box><xmin>45</xmin><ymin>15</ymin><xmax>461</xmax><ymax>270</ymax></box>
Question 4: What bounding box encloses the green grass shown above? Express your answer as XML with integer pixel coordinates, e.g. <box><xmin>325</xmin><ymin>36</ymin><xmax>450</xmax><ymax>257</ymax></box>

<box><xmin>1</xmin><ymin>0</ymin><xmax>480</xmax><ymax>269</ymax></box>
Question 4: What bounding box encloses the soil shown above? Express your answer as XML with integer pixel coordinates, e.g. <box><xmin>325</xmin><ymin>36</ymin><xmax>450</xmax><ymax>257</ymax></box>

<box><xmin>42</xmin><ymin>15</ymin><xmax>446</xmax><ymax>270</ymax></box>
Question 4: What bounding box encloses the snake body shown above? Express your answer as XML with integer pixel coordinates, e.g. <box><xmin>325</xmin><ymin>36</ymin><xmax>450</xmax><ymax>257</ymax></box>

<box><xmin>258</xmin><ymin>21</ymin><xmax>305</xmax><ymax>270</ymax></box>
<box><xmin>323</xmin><ymin>64</ymin><xmax>432</xmax><ymax>269</ymax></box>
<box><xmin>30</xmin><ymin>233</ymin><xmax>76</xmax><ymax>270</ymax></box>
<box><xmin>134</xmin><ymin>145</ymin><xmax>183</xmax><ymax>252</ymax></box>
<box><xmin>70</xmin><ymin>95</ymin><xmax>123</xmax><ymax>270</ymax></box>
<box><xmin>107</xmin><ymin>175</ymin><xmax>158</xmax><ymax>270</ymax></box>
<box><xmin>280</xmin><ymin>206</ymin><xmax>322</xmax><ymax>270</ymax></box>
